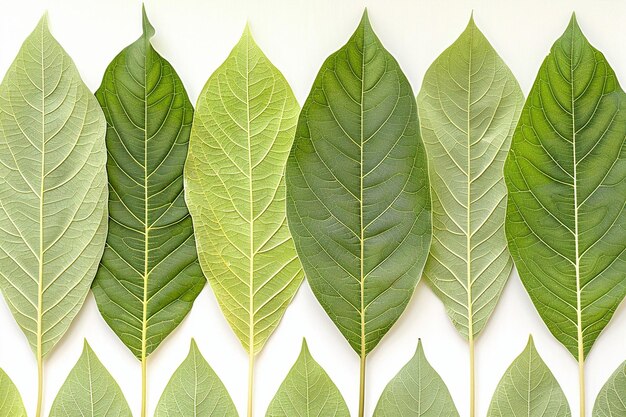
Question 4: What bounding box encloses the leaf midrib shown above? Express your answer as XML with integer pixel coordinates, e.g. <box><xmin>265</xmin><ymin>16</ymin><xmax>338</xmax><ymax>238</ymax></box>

<box><xmin>37</xmin><ymin>25</ymin><xmax>45</xmax><ymax>364</ymax></box>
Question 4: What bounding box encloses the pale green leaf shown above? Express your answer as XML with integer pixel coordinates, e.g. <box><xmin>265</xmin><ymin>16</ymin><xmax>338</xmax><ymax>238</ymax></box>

<box><xmin>417</xmin><ymin>16</ymin><xmax>523</xmax><ymax>339</ymax></box>
<box><xmin>49</xmin><ymin>341</ymin><xmax>132</xmax><ymax>417</ymax></box>
<box><xmin>593</xmin><ymin>360</ymin><xmax>626</xmax><ymax>417</ymax></box>
<box><xmin>504</xmin><ymin>15</ymin><xmax>626</xmax><ymax>360</ymax></box>
<box><xmin>155</xmin><ymin>340</ymin><xmax>238</xmax><ymax>417</ymax></box>
<box><xmin>0</xmin><ymin>369</ymin><xmax>26</xmax><ymax>417</ymax></box>
<box><xmin>285</xmin><ymin>10</ymin><xmax>431</xmax><ymax>356</ymax></box>
<box><xmin>0</xmin><ymin>15</ymin><xmax>108</xmax><ymax>358</ymax></box>
<box><xmin>487</xmin><ymin>337</ymin><xmax>571</xmax><ymax>417</ymax></box>
<box><xmin>266</xmin><ymin>340</ymin><xmax>349</xmax><ymax>417</ymax></box>
<box><xmin>184</xmin><ymin>26</ymin><xmax>303</xmax><ymax>354</ymax></box>
<box><xmin>373</xmin><ymin>340</ymin><xmax>459</xmax><ymax>417</ymax></box>
<box><xmin>93</xmin><ymin>6</ymin><xmax>205</xmax><ymax>359</ymax></box>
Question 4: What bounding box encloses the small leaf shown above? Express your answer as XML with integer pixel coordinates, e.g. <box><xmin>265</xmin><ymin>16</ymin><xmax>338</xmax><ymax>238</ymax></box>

<box><xmin>93</xmin><ymin>6</ymin><xmax>205</xmax><ymax>359</ymax></box>
<box><xmin>184</xmin><ymin>25</ymin><xmax>303</xmax><ymax>354</ymax></box>
<box><xmin>504</xmin><ymin>14</ymin><xmax>626</xmax><ymax>360</ymax></box>
<box><xmin>417</xmin><ymin>16</ymin><xmax>523</xmax><ymax>340</ymax></box>
<box><xmin>0</xmin><ymin>369</ymin><xmax>27</xmax><ymax>417</ymax></box>
<box><xmin>593</xmin><ymin>360</ymin><xmax>626</xmax><ymax>417</ymax></box>
<box><xmin>286</xmin><ymin>10</ymin><xmax>431</xmax><ymax>356</ymax></box>
<box><xmin>266</xmin><ymin>339</ymin><xmax>349</xmax><ymax>417</ymax></box>
<box><xmin>155</xmin><ymin>340</ymin><xmax>238</xmax><ymax>417</ymax></box>
<box><xmin>49</xmin><ymin>341</ymin><xmax>132</xmax><ymax>417</ymax></box>
<box><xmin>0</xmin><ymin>14</ymin><xmax>108</xmax><ymax>358</ymax></box>
<box><xmin>487</xmin><ymin>337</ymin><xmax>571</xmax><ymax>417</ymax></box>
<box><xmin>373</xmin><ymin>341</ymin><xmax>459</xmax><ymax>417</ymax></box>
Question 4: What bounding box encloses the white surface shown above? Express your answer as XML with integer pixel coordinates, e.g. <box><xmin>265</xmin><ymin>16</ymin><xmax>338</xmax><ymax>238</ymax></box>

<box><xmin>0</xmin><ymin>0</ymin><xmax>625</xmax><ymax>416</ymax></box>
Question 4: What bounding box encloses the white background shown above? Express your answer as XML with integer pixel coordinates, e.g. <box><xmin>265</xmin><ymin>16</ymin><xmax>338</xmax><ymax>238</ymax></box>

<box><xmin>0</xmin><ymin>0</ymin><xmax>625</xmax><ymax>416</ymax></box>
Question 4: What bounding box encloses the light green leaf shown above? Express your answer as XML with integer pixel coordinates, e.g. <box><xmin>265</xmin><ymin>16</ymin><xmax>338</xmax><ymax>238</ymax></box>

<box><xmin>487</xmin><ymin>337</ymin><xmax>571</xmax><ymax>417</ymax></box>
<box><xmin>93</xmin><ymin>6</ymin><xmax>205</xmax><ymax>359</ymax></box>
<box><xmin>155</xmin><ymin>340</ymin><xmax>238</xmax><ymax>417</ymax></box>
<box><xmin>417</xmin><ymin>16</ymin><xmax>523</xmax><ymax>340</ymax></box>
<box><xmin>0</xmin><ymin>15</ymin><xmax>108</xmax><ymax>358</ymax></box>
<box><xmin>49</xmin><ymin>341</ymin><xmax>132</xmax><ymax>417</ymax></box>
<box><xmin>0</xmin><ymin>369</ymin><xmax>26</xmax><ymax>417</ymax></box>
<box><xmin>184</xmin><ymin>26</ymin><xmax>303</xmax><ymax>354</ymax></box>
<box><xmin>285</xmin><ymin>10</ymin><xmax>431</xmax><ymax>356</ymax></box>
<box><xmin>504</xmin><ymin>15</ymin><xmax>626</xmax><ymax>360</ymax></box>
<box><xmin>593</xmin><ymin>360</ymin><xmax>626</xmax><ymax>417</ymax></box>
<box><xmin>266</xmin><ymin>340</ymin><xmax>349</xmax><ymax>417</ymax></box>
<box><xmin>373</xmin><ymin>340</ymin><xmax>459</xmax><ymax>417</ymax></box>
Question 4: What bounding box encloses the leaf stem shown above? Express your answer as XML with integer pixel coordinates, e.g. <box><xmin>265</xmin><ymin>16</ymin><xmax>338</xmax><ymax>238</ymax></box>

<box><xmin>248</xmin><ymin>351</ymin><xmax>254</xmax><ymax>417</ymax></box>
<box><xmin>141</xmin><ymin>355</ymin><xmax>147</xmax><ymax>417</ymax></box>
<box><xmin>578</xmin><ymin>348</ymin><xmax>585</xmax><ymax>417</ymax></box>
<box><xmin>469</xmin><ymin>333</ymin><xmax>475</xmax><ymax>417</ymax></box>
<box><xmin>358</xmin><ymin>354</ymin><xmax>366</xmax><ymax>417</ymax></box>
<box><xmin>36</xmin><ymin>350</ymin><xmax>43</xmax><ymax>417</ymax></box>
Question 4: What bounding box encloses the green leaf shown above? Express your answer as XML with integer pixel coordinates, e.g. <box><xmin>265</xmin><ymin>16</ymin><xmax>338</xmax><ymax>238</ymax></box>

<box><xmin>417</xmin><ymin>16</ymin><xmax>523</xmax><ymax>339</ymax></box>
<box><xmin>286</xmin><ymin>10</ymin><xmax>431</xmax><ymax>356</ymax></box>
<box><xmin>266</xmin><ymin>339</ymin><xmax>349</xmax><ymax>417</ymax></box>
<box><xmin>0</xmin><ymin>369</ymin><xmax>26</xmax><ymax>417</ymax></box>
<box><xmin>487</xmin><ymin>337</ymin><xmax>571</xmax><ymax>417</ymax></box>
<box><xmin>155</xmin><ymin>340</ymin><xmax>238</xmax><ymax>417</ymax></box>
<box><xmin>0</xmin><ymin>15</ymin><xmax>108</xmax><ymax>358</ymax></box>
<box><xmin>593</xmin><ymin>360</ymin><xmax>626</xmax><ymax>417</ymax></box>
<box><xmin>93</xmin><ymin>6</ymin><xmax>205</xmax><ymax>359</ymax></box>
<box><xmin>49</xmin><ymin>341</ymin><xmax>132</xmax><ymax>417</ymax></box>
<box><xmin>373</xmin><ymin>340</ymin><xmax>459</xmax><ymax>417</ymax></box>
<box><xmin>504</xmin><ymin>14</ymin><xmax>626</xmax><ymax>360</ymax></box>
<box><xmin>184</xmin><ymin>26</ymin><xmax>303</xmax><ymax>354</ymax></box>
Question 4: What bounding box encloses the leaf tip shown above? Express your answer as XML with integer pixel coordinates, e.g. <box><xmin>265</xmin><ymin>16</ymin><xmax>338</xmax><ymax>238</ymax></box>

<box><xmin>37</xmin><ymin>11</ymin><xmax>50</xmax><ymax>32</ymax></box>
<box><xmin>359</xmin><ymin>8</ymin><xmax>371</xmax><ymax>29</ymax></box>
<box><xmin>142</xmin><ymin>4</ymin><xmax>156</xmax><ymax>39</ymax></box>
<box><xmin>301</xmin><ymin>338</ymin><xmax>310</xmax><ymax>354</ymax></box>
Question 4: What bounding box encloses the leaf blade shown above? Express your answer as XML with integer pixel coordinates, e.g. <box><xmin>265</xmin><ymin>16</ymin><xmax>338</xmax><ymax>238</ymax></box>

<box><xmin>373</xmin><ymin>341</ymin><xmax>459</xmax><ymax>417</ymax></box>
<box><xmin>49</xmin><ymin>341</ymin><xmax>132</xmax><ymax>417</ymax></box>
<box><xmin>504</xmin><ymin>15</ymin><xmax>626</xmax><ymax>359</ymax></box>
<box><xmin>417</xmin><ymin>17</ymin><xmax>523</xmax><ymax>339</ymax></box>
<box><xmin>184</xmin><ymin>27</ymin><xmax>303</xmax><ymax>354</ymax></box>
<box><xmin>0</xmin><ymin>369</ymin><xmax>27</xmax><ymax>417</ymax></box>
<box><xmin>286</xmin><ymin>11</ymin><xmax>431</xmax><ymax>355</ymax></box>
<box><xmin>155</xmin><ymin>340</ymin><xmax>238</xmax><ymax>417</ymax></box>
<box><xmin>593</xmin><ymin>360</ymin><xmax>626</xmax><ymax>417</ymax></box>
<box><xmin>487</xmin><ymin>337</ymin><xmax>571</xmax><ymax>417</ymax></box>
<box><xmin>0</xmin><ymin>15</ymin><xmax>108</xmax><ymax>358</ymax></box>
<box><xmin>92</xmin><ymin>7</ymin><xmax>205</xmax><ymax>359</ymax></box>
<box><xmin>266</xmin><ymin>340</ymin><xmax>349</xmax><ymax>417</ymax></box>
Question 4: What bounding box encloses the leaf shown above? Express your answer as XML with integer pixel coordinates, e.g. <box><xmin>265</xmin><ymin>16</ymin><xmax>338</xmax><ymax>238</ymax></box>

<box><xmin>504</xmin><ymin>14</ymin><xmax>626</xmax><ymax>360</ymax></box>
<box><xmin>593</xmin><ymin>360</ymin><xmax>626</xmax><ymax>417</ymax></box>
<box><xmin>184</xmin><ymin>25</ymin><xmax>303</xmax><ymax>354</ymax></box>
<box><xmin>0</xmin><ymin>369</ymin><xmax>27</xmax><ymax>417</ymax></box>
<box><xmin>266</xmin><ymin>339</ymin><xmax>349</xmax><ymax>417</ymax></box>
<box><xmin>487</xmin><ymin>336</ymin><xmax>571</xmax><ymax>417</ymax></box>
<box><xmin>416</xmin><ymin>16</ymin><xmax>523</xmax><ymax>339</ymax></box>
<box><xmin>0</xmin><ymin>15</ymin><xmax>108</xmax><ymax>358</ymax></box>
<box><xmin>373</xmin><ymin>340</ymin><xmax>459</xmax><ymax>417</ymax></box>
<box><xmin>49</xmin><ymin>341</ymin><xmax>132</xmax><ymax>417</ymax></box>
<box><xmin>155</xmin><ymin>340</ymin><xmax>238</xmax><ymax>417</ymax></box>
<box><xmin>92</xmin><ymin>6</ymin><xmax>205</xmax><ymax>359</ymax></box>
<box><xmin>285</xmin><ymin>10</ymin><xmax>431</xmax><ymax>356</ymax></box>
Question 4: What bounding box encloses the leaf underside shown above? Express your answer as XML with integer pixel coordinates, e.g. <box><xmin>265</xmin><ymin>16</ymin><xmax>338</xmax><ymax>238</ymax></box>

<box><xmin>0</xmin><ymin>15</ymin><xmax>108</xmax><ymax>358</ymax></box>
<box><xmin>0</xmin><ymin>369</ymin><xmax>27</xmax><ymax>417</ymax></box>
<box><xmin>93</xmin><ymin>7</ymin><xmax>205</xmax><ymax>359</ymax></box>
<box><xmin>487</xmin><ymin>337</ymin><xmax>571</xmax><ymax>417</ymax></box>
<box><xmin>286</xmin><ymin>11</ymin><xmax>431</xmax><ymax>356</ymax></box>
<box><xmin>418</xmin><ymin>17</ymin><xmax>523</xmax><ymax>340</ymax></box>
<box><xmin>373</xmin><ymin>341</ymin><xmax>459</xmax><ymax>417</ymax></box>
<box><xmin>49</xmin><ymin>341</ymin><xmax>132</xmax><ymax>417</ymax></box>
<box><xmin>184</xmin><ymin>26</ymin><xmax>303</xmax><ymax>354</ymax></box>
<box><xmin>593</xmin><ymin>360</ymin><xmax>626</xmax><ymax>417</ymax></box>
<box><xmin>155</xmin><ymin>340</ymin><xmax>238</xmax><ymax>417</ymax></box>
<box><xmin>504</xmin><ymin>15</ymin><xmax>626</xmax><ymax>360</ymax></box>
<box><xmin>266</xmin><ymin>340</ymin><xmax>349</xmax><ymax>417</ymax></box>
